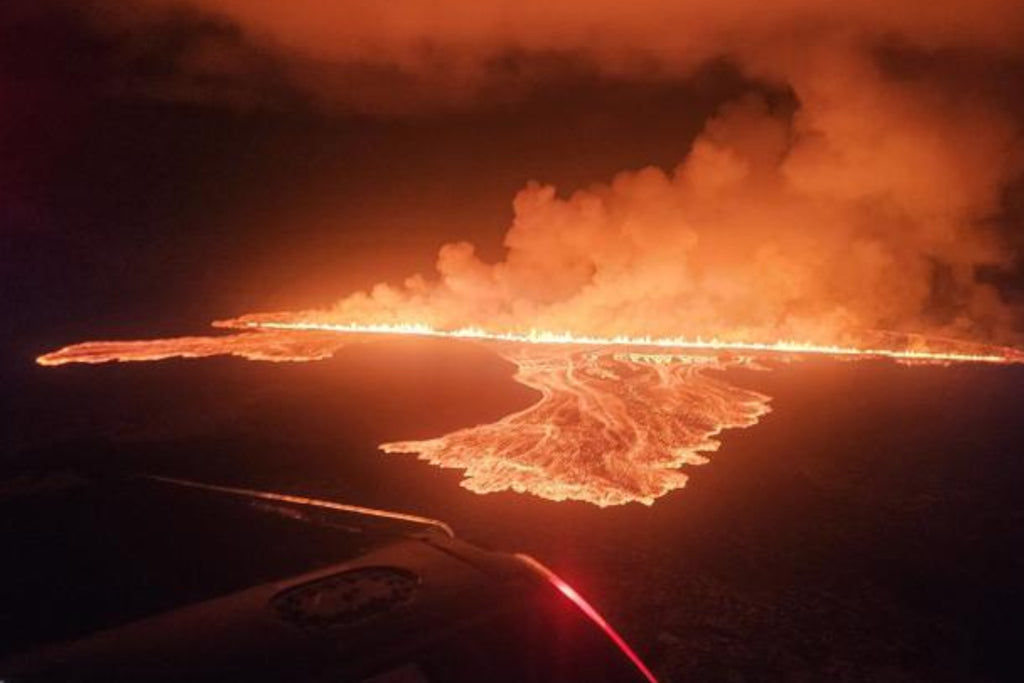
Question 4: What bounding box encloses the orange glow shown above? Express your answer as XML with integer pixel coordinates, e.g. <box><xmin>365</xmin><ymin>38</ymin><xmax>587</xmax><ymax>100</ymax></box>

<box><xmin>219</xmin><ymin>319</ymin><xmax>1024</xmax><ymax>365</ymax></box>
<box><xmin>381</xmin><ymin>347</ymin><xmax>770</xmax><ymax>506</ymax></box>
<box><xmin>35</xmin><ymin>329</ymin><xmax>346</xmax><ymax>367</ymax></box>
<box><xmin>516</xmin><ymin>553</ymin><xmax>660</xmax><ymax>683</ymax></box>
<box><xmin>34</xmin><ymin>317</ymin><xmax>1024</xmax><ymax>507</ymax></box>
<box><xmin>145</xmin><ymin>474</ymin><xmax>455</xmax><ymax>537</ymax></box>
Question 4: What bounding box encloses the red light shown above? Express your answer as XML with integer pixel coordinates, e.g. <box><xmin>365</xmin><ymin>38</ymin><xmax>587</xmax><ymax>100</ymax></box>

<box><xmin>515</xmin><ymin>554</ymin><xmax>659</xmax><ymax>683</ymax></box>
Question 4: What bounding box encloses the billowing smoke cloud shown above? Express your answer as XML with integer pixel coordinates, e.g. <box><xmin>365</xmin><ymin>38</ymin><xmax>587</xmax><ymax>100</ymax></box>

<box><xmin>94</xmin><ymin>1</ymin><xmax>1024</xmax><ymax>112</ymax></box>
<box><xmin>317</xmin><ymin>80</ymin><xmax>1019</xmax><ymax>342</ymax></box>
<box><xmin>96</xmin><ymin>0</ymin><xmax>1024</xmax><ymax>342</ymax></box>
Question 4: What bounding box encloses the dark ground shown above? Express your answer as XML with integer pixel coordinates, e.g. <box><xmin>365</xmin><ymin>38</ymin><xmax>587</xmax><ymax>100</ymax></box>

<box><xmin>2</xmin><ymin>10</ymin><xmax>1023</xmax><ymax>677</ymax></box>
<box><xmin>2</xmin><ymin>339</ymin><xmax>1023</xmax><ymax>682</ymax></box>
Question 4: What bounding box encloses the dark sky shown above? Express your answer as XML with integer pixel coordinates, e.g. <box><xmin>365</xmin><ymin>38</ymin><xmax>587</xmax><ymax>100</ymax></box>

<box><xmin>0</xmin><ymin>1</ymin><xmax>758</xmax><ymax>359</ymax></box>
<box><xmin>4</xmin><ymin>7</ymin><xmax>1024</xmax><ymax>680</ymax></box>
<box><xmin>4</xmin><ymin>0</ymin><xmax>1024</xmax><ymax>358</ymax></box>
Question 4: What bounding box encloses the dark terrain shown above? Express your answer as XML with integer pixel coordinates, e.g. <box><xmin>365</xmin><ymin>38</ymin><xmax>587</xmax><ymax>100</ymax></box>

<box><xmin>4</xmin><ymin>5</ymin><xmax>1024</xmax><ymax>680</ymax></box>
<box><xmin>3</xmin><ymin>339</ymin><xmax>1023</xmax><ymax>682</ymax></box>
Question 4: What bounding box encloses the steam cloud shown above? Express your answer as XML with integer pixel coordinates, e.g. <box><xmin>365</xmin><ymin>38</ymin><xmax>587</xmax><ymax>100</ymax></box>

<box><xmin>101</xmin><ymin>1</ymin><xmax>1024</xmax><ymax>342</ymax></box>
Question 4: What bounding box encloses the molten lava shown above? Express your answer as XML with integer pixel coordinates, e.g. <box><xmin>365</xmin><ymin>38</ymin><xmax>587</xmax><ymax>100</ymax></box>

<box><xmin>383</xmin><ymin>347</ymin><xmax>770</xmax><ymax>506</ymax></box>
<box><xmin>36</xmin><ymin>319</ymin><xmax>1024</xmax><ymax>506</ymax></box>
<box><xmin>35</xmin><ymin>329</ymin><xmax>346</xmax><ymax>366</ymax></box>
<box><xmin>218</xmin><ymin>319</ymin><xmax>1021</xmax><ymax>365</ymax></box>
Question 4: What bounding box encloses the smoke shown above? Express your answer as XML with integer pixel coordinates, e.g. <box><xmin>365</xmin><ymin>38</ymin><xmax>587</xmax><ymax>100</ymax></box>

<box><xmin>90</xmin><ymin>1</ymin><xmax>1024</xmax><ymax>112</ymax></box>
<box><xmin>94</xmin><ymin>0</ymin><xmax>1024</xmax><ymax>341</ymax></box>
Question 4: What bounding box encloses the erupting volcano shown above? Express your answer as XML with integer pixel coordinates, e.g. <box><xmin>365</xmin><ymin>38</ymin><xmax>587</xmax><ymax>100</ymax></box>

<box><xmin>36</xmin><ymin>318</ymin><xmax>1024</xmax><ymax>506</ymax></box>
<box><xmin>10</xmin><ymin>1</ymin><xmax>1024</xmax><ymax>680</ymax></box>
<box><xmin>31</xmin><ymin>0</ymin><xmax>1024</xmax><ymax>506</ymax></box>
<box><xmin>34</xmin><ymin>100</ymin><xmax>1024</xmax><ymax>505</ymax></box>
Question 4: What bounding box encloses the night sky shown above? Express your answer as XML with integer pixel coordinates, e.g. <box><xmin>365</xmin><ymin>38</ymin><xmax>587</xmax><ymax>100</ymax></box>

<box><xmin>2</xmin><ymin>3</ymin><xmax>754</xmax><ymax>356</ymax></box>
<box><xmin>4</xmin><ymin>2</ymin><xmax>1024</xmax><ymax>681</ymax></box>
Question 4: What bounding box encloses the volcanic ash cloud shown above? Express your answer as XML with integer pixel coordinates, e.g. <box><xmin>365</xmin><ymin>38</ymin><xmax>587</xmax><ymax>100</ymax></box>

<box><xmin>102</xmin><ymin>1</ymin><xmax>1024</xmax><ymax>342</ymax></box>
<box><xmin>38</xmin><ymin>1</ymin><xmax>1024</xmax><ymax>506</ymax></box>
<box><xmin>296</xmin><ymin>75</ymin><xmax>1021</xmax><ymax>344</ymax></box>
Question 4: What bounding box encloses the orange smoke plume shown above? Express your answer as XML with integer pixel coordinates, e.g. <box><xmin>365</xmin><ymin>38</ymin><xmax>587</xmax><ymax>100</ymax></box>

<box><xmin>86</xmin><ymin>1</ymin><xmax>1024</xmax><ymax>341</ymax></box>
<box><xmin>41</xmin><ymin>1</ymin><xmax>1024</xmax><ymax>505</ymax></box>
<box><xmin>246</xmin><ymin>86</ymin><xmax>1020</xmax><ymax>344</ymax></box>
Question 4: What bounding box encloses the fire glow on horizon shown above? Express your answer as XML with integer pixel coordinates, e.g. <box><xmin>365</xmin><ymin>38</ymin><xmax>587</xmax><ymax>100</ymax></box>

<box><xmin>36</xmin><ymin>0</ymin><xmax>1024</xmax><ymax>507</ymax></box>
<box><xmin>220</xmin><ymin>320</ymin><xmax>1023</xmax><ymax>365</ymax></box>
<box><xmin>34</xmin><ymin>318</ymin><xmax>1024</xmax><ymax>507</ymax></box>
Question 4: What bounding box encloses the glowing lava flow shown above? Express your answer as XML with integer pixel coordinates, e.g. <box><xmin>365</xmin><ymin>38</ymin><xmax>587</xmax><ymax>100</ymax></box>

<box><xmin>383</xmin><ymin>348</ymin><xmax>770</xmax><ymax>506</ymax></box>
<box><xmin>219</xmin><ymin>319</ymin><xmax>1022</xmax><ymax>365</ymax></box>
<box><xmin>35</xmin><ymin>319</ymin><xmax>1024</xmax><ymax>506</ymax></box>
<box><xmin>36</xmin><ymin>330</ymin><xmax>347</xmax><ymax>366</ymax></box>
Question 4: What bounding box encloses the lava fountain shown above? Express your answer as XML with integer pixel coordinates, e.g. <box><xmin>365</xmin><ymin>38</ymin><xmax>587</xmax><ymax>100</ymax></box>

<box><xmin>35</xmin><ymin>319</ymin><xmax>1024</xmax><ymax>507</ymax></box>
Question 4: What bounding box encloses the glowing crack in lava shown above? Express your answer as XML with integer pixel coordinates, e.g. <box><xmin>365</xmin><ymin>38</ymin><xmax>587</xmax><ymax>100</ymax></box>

<box><xmin>35</xmin><ymin>329</ymin><xmax>348</xmax><ymax>366</ymax></box>
<box><xmin>381</xmin><ymin>348</ymin><xmax>770</xmax><ymax>506</ymax></box>
<box><xmin>36</xmin><ymin>320</ymin><xmax>1024</xmax><ymax>506</ymax></box>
